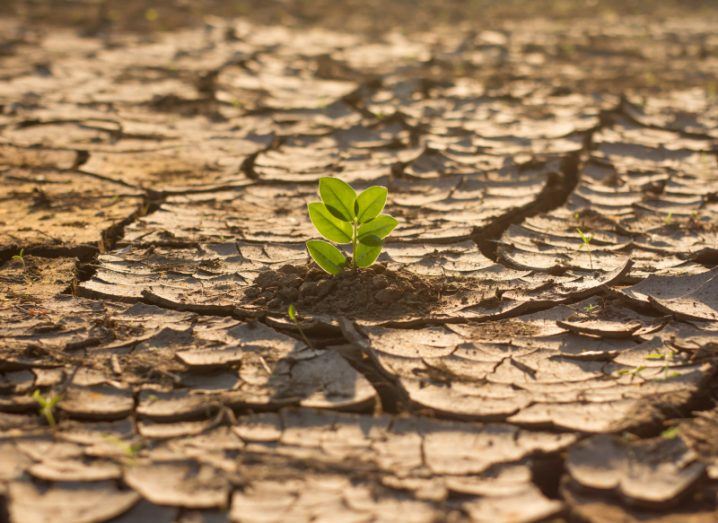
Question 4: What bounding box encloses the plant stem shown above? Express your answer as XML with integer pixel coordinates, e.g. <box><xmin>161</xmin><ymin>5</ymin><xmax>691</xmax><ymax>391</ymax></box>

<box><xmin>352</xmin><ymin>219</ymin><xmax>357</xmax><ymax>272</ymax></box>
<box><xmin>293</xmin><ymin>318</ymin><xmax>313</xmax><ymax>349</ymax></box>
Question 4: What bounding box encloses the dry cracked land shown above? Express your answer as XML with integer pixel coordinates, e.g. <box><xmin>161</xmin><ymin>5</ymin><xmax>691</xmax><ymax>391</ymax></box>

<box><xmin>1</xmin><ymin>1</ymin><xmax>718</xmax><ymax>522</ymax></box>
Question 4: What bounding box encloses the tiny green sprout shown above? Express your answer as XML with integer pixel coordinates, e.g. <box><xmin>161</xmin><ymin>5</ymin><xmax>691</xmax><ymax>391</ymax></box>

<box><xmin>306</xmin><ymin>177</ymin><xmax>397</xmax><ymax>274</ymax></box>
<box><xmin>144</xmin><ymin>7</ymin><xmax>159</xmax><ymax>21</ymax></box>
<box><xmin>102</xmin><ymin>435</ymin><xmax>142</xmax><ymax>462</ymax></box>
<box><xmin>576</xmin><ymin>228</ymin><xmax>594</xmax><ymax>270</ymax></box>
<box><xmin>661</xmin><ymin>426</ymin><xmax>680</xmax><ymax>439</ymax></box>
<box><xmin>582</xmin><ymin>303</ymin><xmax>599</xmax><ymax>314</ymax></box>
<box><xmin>645</xmin><ymin>347</ymin><xmax>680</xmax><ymax>380</ymax></box>
<box><xmin>11</xmin><ymin>248</ymin><xmax>25</xmax><ymax>270</ymax></box>
<box><xmin>663</xmin><ymin>348</ymin><xmax>679</xmax><ymax>380</ymax></box>
<box><xmin>288</xmin><ymin>303</ymin><xmax>312</xmax><ymax>348</ymax></box>
<box><xmin>617</xmin><ymin>365</ymin><xmax>645</xmax><ymax>380</ymax></box>
<box><xmin>663</xmin><ymin>212</ymin><xmax>673</xmax><ymax>226</ymax></box>
<box><xmin>32</xmin><ymin>389</ymin><xmax>62</xmax><ymax>428</ymax></box>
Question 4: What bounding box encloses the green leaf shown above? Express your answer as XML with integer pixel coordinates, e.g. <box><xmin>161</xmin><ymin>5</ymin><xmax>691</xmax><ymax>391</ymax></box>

<box><xmin>358</xmin><ymin>234</ymin><xmax>382</xmax><ymax>247</ymax></box>
<box><xmin>288</xmin><ymin>304</ymin><xmax>298</xmax><ymax>322</ymax></box>
<box><xmin>308</xmin><ymin>202</ymin><xmax>353</xmax><ymax>243</ymax></box>
<box><xmin>32</xmin><ymin>389</ymin><xmax>45</xmax><ymax>406</ymax></box>
<box><xmin>661</xmin><ymin>426</ymin><xmax>680</xmax><ymax>439</ymax></box>
<box><xmin>306</xmin><ymin>240</ymin><xmax>347</xmax><ymax>275</ymax></box>
<box><xmin>576</xmin><ymin>228</ymin><xmax>592</xmax><ymax>245</ymax></box>
<box><xmin>358</xmin><ymin>214</ymin><xmax>398</xmax><ymax>241</ymax></box>
<box><xmin>356</xmin><ymin>186</ymin><xmax>388</xmax><ymax>223</ymax></box>
<box><xmin>48</xmin><ymin>394</ymin><xmax>62</xmax><ymax>408</ymax></box>
<box><xmin>319</xmin><ymin>177</ymin><xmax>356</xmax><ymax>222</ymax></box>
<box><xmin>355</xmin><ymin>238</ymin><xmax>382</xmax><ymax>268</ymax></box>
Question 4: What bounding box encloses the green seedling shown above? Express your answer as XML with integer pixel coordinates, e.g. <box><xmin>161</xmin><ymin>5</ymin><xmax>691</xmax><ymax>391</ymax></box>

<box><xmin>11</xmin><ymin>248</ymin><xmax>25</xmax><ymax>270</ymax></box>
<box><xmin>661</xmin><ymin>426</ymin><xmax>680</xmax><ymax>439</ymax></box>
<box><xmin>576</xmin><ymin>228</ymin><xmax>594</xmax><ymax>270</ymax></box>
<box><xmin>288</xmin><ymin>304</ymin><xmax>313</xmax><ymax>348</ymax></box>
<box><xmin>617</xmin><ymin>365</ymin><xmax>645</xmax><ymax>380</ymax></box>
<box><xmin>643</xmin><ymin>350</ymin><xmax>681</xmax><ymax>379</ymax></box>
<box><xmin>32</xmin><ymin>389</ymin><xmax>62</xmax><ymax>428</ymax></box>
<box><xmin>102</xmin><ymin>435</ymin><xmax>142</xmax><ymax>462</ymax></box>
<box><xmin>306</xmin><ymin>177</ymin><xmax>397</xmax><ymax>274</ymax></box>
<box><xmin>645</xmin><ymin>347</ymin><xmax>681</xmax><ymax>380</ymax></box>
<box><xmin>663</xmin><ymin>212</ymin><xmax>673</xmax><ymax>226</ymax></box>
<box><xmin>582</xmin><ymin>303</ymin><xmax>599</xmax><ymax>314</ymax></box>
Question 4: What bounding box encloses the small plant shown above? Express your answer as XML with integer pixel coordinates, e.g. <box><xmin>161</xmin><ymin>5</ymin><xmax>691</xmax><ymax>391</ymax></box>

<box><xmin>616</xmin><ymin>365</ymin><xmax>645</xmax><ymax>380</ymax></box>
<box><xmin>645</xmin><ymin>347</ymin><xmax>681</xmax><ymax>380</ymax></box>
<box><xmin>663</xmin><ymin>212</ymin><xmax>673</xmax><ymax>226</ymax></box>
<box><xmin>144</xmin><ymin>7</ymin><xmax>159</xmax><ymax>21</ymax></box>
<box><xmin>11</xmin><ymin>248</ymin><xmax>25</xmax><ymax>270</ymax></box>
<box><xmin>32</xmin><ymin>389</ymin><xmax>62</xmax><ymax>428</ymax></box>
<box><xmin>576</xmin><ymin>228</ymin><xmax>594</xmax><ymax>270</ymax></box>
<box><xmin>661</xmin><ymin>426</ymin><xmax>680</xmax><ymax>439</ymax></box>
<box><xmin>582</xmin><ymin>303</ymin><xmax>599</xmax><ymax>314</ymax></box>
<box><xmin>102</xmin><ymin>435</ymin><xmax>143</xmax><ymax>462</ymax></box>
<box><xmin>306</xmin><ymin>177</ymin><xmax>397</xmax><ymax>275</ymax></box>
<box><xmin>288</xmin><ymin>304</ymin><xmax>312</xmax><ymax>348</ymax></box>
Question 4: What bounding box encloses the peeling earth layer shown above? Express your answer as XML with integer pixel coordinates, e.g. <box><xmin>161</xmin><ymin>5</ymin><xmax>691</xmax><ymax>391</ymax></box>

<box><xmin>1</xmin><ymin>1</ymin><xmax>718</xmax><ymax>522</ymax></box>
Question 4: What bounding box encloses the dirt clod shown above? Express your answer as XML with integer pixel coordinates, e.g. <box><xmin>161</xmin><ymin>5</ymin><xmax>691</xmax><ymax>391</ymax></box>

<box><xmin>246</xmin><ymin>263</ymin><xmax>445</xmax><ymax>319</ymax></box>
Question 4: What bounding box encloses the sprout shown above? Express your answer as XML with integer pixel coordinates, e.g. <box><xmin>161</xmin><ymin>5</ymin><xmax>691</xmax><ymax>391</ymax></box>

<box><xmin>306</xmin><ymin>177</ymin><xmax>397</xmax><ymax>275</ymax></box>
<box><xmin>288</xmin><ymin>304</ymin><xmax>312</xmax><ymax>348</ymax></box>
<box><xmin>32</xmin><ymin>389</ymin><xmax>62</xmax><ymax>428</ymax></box>
<box><xmin>576</xmin><ymin>228</ymin><xmax>594</xmax><ymax>270</ymax></box>
<box><xmin>11</xmin><ymin>248</ymin><xmax>25</xmax><ymax>270</ymax></box>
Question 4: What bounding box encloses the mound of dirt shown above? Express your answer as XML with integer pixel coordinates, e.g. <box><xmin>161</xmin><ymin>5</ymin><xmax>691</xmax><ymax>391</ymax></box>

<box><xmin>244</xmin><ymin>263</ymin><xmax>450</xmax><ymax>319</ymax></box>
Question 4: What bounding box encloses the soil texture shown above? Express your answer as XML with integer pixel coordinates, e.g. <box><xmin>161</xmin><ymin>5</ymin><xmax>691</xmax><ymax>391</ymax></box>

<box><xmin>1</xmin><ymin>1</ymin><xmax>718</xmax><ymax>522</ymax></box>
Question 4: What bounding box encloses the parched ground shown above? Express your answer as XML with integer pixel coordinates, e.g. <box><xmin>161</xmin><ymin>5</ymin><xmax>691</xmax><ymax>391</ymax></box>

<box><xmin>1</xmin><ymin>1</ymin><xmax>718</xmax><ymax>522</ymax></box>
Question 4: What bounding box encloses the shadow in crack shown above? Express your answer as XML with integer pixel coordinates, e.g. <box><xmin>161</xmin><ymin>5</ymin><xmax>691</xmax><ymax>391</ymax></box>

<box><xmin>225</xmin><ymin>322</ymin><xmax>377</xmax><ymax>412</ymax></box>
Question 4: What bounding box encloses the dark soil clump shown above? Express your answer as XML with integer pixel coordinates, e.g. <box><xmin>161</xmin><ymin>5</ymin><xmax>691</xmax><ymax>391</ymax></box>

<box><xmin>244</xmin><ymin>262</ymin><xmax>449</xmax><ymax>319</ymax></box>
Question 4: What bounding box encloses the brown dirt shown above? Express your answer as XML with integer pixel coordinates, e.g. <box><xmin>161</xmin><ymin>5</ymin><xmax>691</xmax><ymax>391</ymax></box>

<box><xmin>1</xmin><ymin>1</ymin><xmax>718</xmax><ymax>522</ymax></box>
<box><xmin>244</xmin><ymin>262</ymin><xmax>454</xmax><ymax>319</ymax></box>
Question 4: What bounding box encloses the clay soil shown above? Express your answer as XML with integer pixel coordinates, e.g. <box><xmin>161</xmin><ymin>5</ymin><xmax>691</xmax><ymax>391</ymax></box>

<box><xmin>1</xmin><ymin>1</ymin><xmax>718</xmax><ymax>522</ymax></box>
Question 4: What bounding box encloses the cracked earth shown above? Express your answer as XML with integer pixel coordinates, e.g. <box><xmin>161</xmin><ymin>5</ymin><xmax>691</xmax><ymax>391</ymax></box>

<box><xmin>1</xmin><ymin>1</ymin><xmax>718</xmax><ymax>521</ymax></box>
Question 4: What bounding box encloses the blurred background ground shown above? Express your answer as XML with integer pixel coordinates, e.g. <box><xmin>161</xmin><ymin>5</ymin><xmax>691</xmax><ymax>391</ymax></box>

<box><xmin>2</xmin><ymin>0</ymin><xmax>717</xmax><ymax>34</ymax></box>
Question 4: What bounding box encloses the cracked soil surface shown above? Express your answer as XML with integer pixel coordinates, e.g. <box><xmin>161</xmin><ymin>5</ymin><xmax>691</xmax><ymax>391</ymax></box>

<box><xmin>1</xmin><ymin>1</ymin><xmax>718</xmax><ymax>521</ymax></box>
